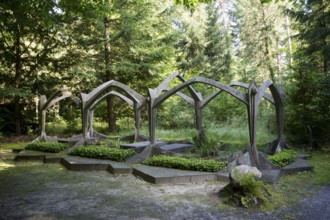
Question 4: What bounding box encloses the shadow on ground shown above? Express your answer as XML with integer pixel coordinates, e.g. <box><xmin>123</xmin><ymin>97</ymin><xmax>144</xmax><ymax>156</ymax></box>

<box><xmin>0</xmin><ymin>150</ymin><xmax>329</xmax><ymax>220</ymax></box>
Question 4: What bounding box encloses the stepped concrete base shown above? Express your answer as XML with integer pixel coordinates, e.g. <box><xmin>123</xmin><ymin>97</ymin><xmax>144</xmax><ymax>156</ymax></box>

<box><xmin>132</xmin><ymin>165</ymin><xmax>218</xmax><ymax>184</ymax></box>
<box><xmin>15</xmin><ymin>152</ymin><xmax>132</xmax><ymax>175</ymax></box>
<box><xmin>14</xmin><ymin>151</ymin><xmax>46</xmax><ymax>161</ymax></box>
<box><xmin>44</xmin><ymin>155</ymin><xmax>63</xmax><ymax>163</ymax></box>
<box><xmin>281</xmin><ymin>158</ymin><xmax>314</xmax><ymax>175</ymax></box>
<box><xmin>216</xmin><ymin>172</ymin><xmax>230</xmax><ymax>182</ymax></box>
<box><xmin>13</xmin><ymin>149</ymin><xmax>314</xmax><ymax>185</ymax></box>
<box><xmin>261</xmin><ymin>169</ymin><xmax>282</xmax><ymax>183</ymax></box>
<box><xmin>12</xmin><ymin>149</ymin><xmax>24</xmax><ymax>153</ymax></box>
<box><xmin>160</xmin><ymin>143</ymin><xmax>193</xmax><ymax>153</ymax></box>
<box><xmin>61</xmin><ymin>156</ymin><xmax>132</xmax><ymax>175</ymax></box>
<box><xmin>121</xmin><ymin>141</ymin><xmax>165</xmax><ymax>153</ymax></box>
<box><xmin>297</xmin><ymin>153</ymin><xmax>312</xmax><ymax>160</ymax></box>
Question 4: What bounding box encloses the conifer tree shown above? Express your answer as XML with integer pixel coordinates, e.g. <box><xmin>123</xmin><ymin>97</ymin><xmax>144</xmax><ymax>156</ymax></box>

<box><xmin>203</xmin><ymin>1</ymin><xmax>232</xmax><ymax>83</ymax></box>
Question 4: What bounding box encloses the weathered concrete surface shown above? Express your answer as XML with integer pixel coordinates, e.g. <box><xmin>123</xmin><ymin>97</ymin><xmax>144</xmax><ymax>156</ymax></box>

<box><xmin>132</xmin><ymin>165</ymin><xmax>218</xmax><ymax>184</ymax></box>
<box><xmin>14</xmin><ymin>151</ymin><xmax>46</xmax><ymax>161</ymax></box>
<box><xmin>44</xmin><ymin>155</ymin><xmax>63</xmax><ymax>163</ymax></box>
<box><xmin>13</xmin><ymin>150</ymin><xmax>314</xmax><ymax>184</ymax></box>
<box><xmin>62</xmin><ymin>156</ymin><xmax>133</xmax><ymax>174</ymax></box>
<box><xmin>261</xmin><ymin>169</ymin><xmax>282</xmax><ymax>184</ymax></box>
<box><xmin>121</xmin><ymin>141</ymin><xmax>165</xmax><ymax>153</ymax></box>
<box><xmin>297</xmin><ymin>153</ymin><xmax>312</xmax><ymax>160</ymax></box>
<box><xmin>281</xmin><ymin>158</ymin><xmax>314</xmax><ymax>175</ymax></box>
<box><xmin>15</xmin><ymin>152</ymin><xmax>133</xmax><ymax>175</ymax></box>
<box><xmin>160</xmin><ymin>143</ymin><xmax>193</xmax><ymax>153</ymax></box>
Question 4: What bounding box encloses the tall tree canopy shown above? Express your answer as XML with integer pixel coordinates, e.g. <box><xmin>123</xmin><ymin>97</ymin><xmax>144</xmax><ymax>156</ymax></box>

<box><xmin>0</xmin><ymin>0</ymin><xmax>67</xmax><ymax>135</ymax></box>
<box><xmin>0</xmin><ymin>0</ymin><xmax>328</xmax><ymax>146</ymax></box>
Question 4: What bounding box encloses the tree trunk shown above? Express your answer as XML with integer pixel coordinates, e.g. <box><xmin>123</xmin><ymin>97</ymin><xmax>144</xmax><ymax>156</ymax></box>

<box><xmin>14</xmin><ymin>24</ymin><xmax>22</xmax><ymax>136</ymax></box>
<box><xmin>262</xmin><ymin>7</ymin><xmax>276</xmax><ymax>84</ymax></box>
<box><xmin>104</xmin><ymin>15</ymin><xmax>116</xmax><ymax>132</ymax></box>
<box><xmin>285</xmin><ymin>14</ymin><xmax>293</xmax><ymax>65</ymax></box>
<box><xmin>320</xmin><ymin>1</ymin><xmax>329</xmax><ymax>74</ymax></box>
<box><xmin>14</xmin><ymin>97</ymin><xmax>22</xmax><ymax>136</ymax></box>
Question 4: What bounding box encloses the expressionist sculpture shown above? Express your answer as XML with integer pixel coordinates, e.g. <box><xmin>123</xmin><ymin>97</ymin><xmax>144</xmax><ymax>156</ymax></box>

<box><xmin>39</xmin><ymin>73</ymin><xmax>286</xmax><ymax>169</ymax></box>
<box><xmin>81</xmin><ymin>80</ymin><xmax>146</xmax><ymax>143</ymax></box>
<box><xmin>144</xmin><ymin>74</ymin><xmax>286</xmax><ymax>169</ymax></box>
<box><xmin>34</xmin><ymin>89</ymin><xmax>80</xmax><ymax>142</ymax></box>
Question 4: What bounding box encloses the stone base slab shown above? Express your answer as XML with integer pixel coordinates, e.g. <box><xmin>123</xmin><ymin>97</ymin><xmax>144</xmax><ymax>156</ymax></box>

<box><xmin>13</xmin><ymin>150</ymin><xmax>314</xmax><ymax>184</ymax></box>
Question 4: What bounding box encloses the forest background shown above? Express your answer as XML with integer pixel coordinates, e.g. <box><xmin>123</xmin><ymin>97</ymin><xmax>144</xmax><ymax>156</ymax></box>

<box><xmin>0</xmin><ymin>0</ymin><xmax>329</xmax><ymax>148</ymax></box>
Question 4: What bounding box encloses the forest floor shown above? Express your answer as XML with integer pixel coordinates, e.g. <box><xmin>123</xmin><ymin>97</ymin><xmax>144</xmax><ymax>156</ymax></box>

<box><xmin>0</xmin><ymin>147</ymin><xmax>329</xmax><ymax>220</ymax></box>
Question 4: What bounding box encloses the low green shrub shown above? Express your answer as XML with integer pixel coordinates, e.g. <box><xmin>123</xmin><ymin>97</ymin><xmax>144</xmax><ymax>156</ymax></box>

<box><xmin>268</xmin><ymin>149</ymin><xmax>297</xmax><ymax>168</ymax></box>
<box><xmin>191</xmin><ymin>129</ymin><xmax>220</xmax><ymax>157</ymax></box>
<box><xmin>69</xmin><ymin>146</ymin><xmax>135</xmax><ymax>162</ymax></box>
<box><xmin>220</xmin><ymin>173</ymin><xmax>267</xmax><ymax>208</ymax></box>
<box><xmin>25</xmin><ymin>142</ymin><xmax>69</xmax><ymax>153</ymax></box>
<box><xmin>143</xmin><ymin>155</ymin><xmax>227</xmax><ymax>172</ymax></box>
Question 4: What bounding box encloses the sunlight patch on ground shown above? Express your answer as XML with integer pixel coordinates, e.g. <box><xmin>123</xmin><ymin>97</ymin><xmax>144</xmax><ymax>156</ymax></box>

<box><xmin>0</xmin><ymin>161</ymin><xmax>16</xmax><ymax>171</ymax></box>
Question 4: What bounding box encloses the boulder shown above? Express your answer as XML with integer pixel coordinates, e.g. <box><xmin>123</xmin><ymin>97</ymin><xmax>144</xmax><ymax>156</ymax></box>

<box><xmin>229</xmin><ymin>165</ymin><xmax>262</xmax><ymax>188</ymax></box>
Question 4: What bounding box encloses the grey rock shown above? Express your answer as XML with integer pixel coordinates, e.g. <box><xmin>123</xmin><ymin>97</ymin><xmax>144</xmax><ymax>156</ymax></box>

<box><xmin>229</xmin><ymin>165</ymin><xmax>262</xmax><ymax>188</ymax></box>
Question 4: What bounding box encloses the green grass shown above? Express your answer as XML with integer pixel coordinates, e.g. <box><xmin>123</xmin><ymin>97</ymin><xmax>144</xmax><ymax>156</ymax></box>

<box><xmin>259</xmin><ymin>150</ymin><xmax>330</xmax><ymax>211</ymax></box>
<box><xmin>36</xmin><ymin>113</ymin><xmax>277</xmax><ymax>148</ymax></box>
<box><xmin>217</xmin><ymin>149</ymin><xmax>330</xmax><ymax>211</ymax></box>
<box><xmin>0</xmin><ymin>142</ymin><xmax>28</xmax><ymax>150</ymax></box>
<box><xmin>140</xmin><ymin>127</ymin><xmax>196</xmax><ymax>142</ymax></box>
<box><xmin>308</xmin><ymin>151</ymin><xmax>330</xmax><ymax>185</ymax></box>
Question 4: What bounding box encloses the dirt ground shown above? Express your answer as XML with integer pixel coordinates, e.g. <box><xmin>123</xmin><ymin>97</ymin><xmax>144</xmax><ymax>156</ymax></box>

<box><xmin>0</xmin><ymin>150</ymin><xmax>329</xmax><ymax>220</ymax></box>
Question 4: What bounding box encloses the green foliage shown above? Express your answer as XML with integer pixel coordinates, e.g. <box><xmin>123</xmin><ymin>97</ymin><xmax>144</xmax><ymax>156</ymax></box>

<box><xmin>268</xmin><ymin>149</ymin><xmax>297</xmax><ymax>168</ymax></box>
<box><xmin>157</xmin><ymin>96</ymin><xmax>195</xmax><ymax>129</ymax></box>
<box><xmin>143</xmin><ymin>155</ymin><xmax>227</xmax><ymax>172</ymax></box>
<box><xmin>69</xmin><ymin>146</ymin><xmax>135</xmax><ymax>162</ymax></box>
<box><xmin>191</xmin><ymin>129</ymin><xmax>220</xmax><ymax>157</ymax></box>
<box><xmin>101</xmin><ymin>138</ymin><xmax>127</xmax><ymax>149</ymax></box>
<box><xmin>174</xmin><ymin>0</ymin><xmax>211</xmax><ymax>9</ymax></box>
<box><xmin>220</xmin><ymin>173</ymin><xmax>266</xmax><ymax>208</ymax></box>
<box><xmin>285</xmin><ymin>0</ymin><xmax>330</xmax><ymax>145</ymax></box>
<box><xmin>140</xmin><ymin>127</ymin><xmax>196</xmax><ymax>142</ymax></box>
<box><xmin>240</xmin><ymin>174</ymin><xmax>265</xmax><ymax>208</ymax></box>
<box><xmin>0</xmin><ymin>0</ymin><xmax>67</xmax><ymax>135</ymax></box>
<box><xmin>25</xmin><ymin>142</ymin><xmax>69</xmax><ymax>153</ymax></box>
<box><xmin>0</xmin><ymin>0</ymin><xmax>327</xmax><ymax>149</ymax></box>
<box><xmin>175</xmin><ymin>4</ymin><xmax>208</xmax><ymax>75</ymax></box>
<box><xmin>203</xmin><ymin>1</ymin><xmax>232</xmax><ymax>82</ymax></box>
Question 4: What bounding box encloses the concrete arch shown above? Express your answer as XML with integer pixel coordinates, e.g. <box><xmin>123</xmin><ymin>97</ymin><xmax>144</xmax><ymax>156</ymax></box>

<box><xmin>82</xmin><ymin>80</ymin><xmax>145</xmax><ymax>110</ymax></box>
<box><xmin>147</xmin><ymin>76</ymin><xmax>247</xmax><ymax>146</ymax></box>
<box><xmin>153</xmin><ymin>76</ymin><xmax>248</xmax><ymax>108</ymax></box>
<box><xmin>87</xmin><ymin>91</ymin><xmax>142</xmax><ymax>141</ymax></box>
<box><xmin>36</xmin><ymin>89</ymin><xmax>80</xmax><ymax>142</ymax></box>
<box><xmin>228</xmin><ymin>81</ymin><xmax>286</xmax><ymax>154</ymax></box>
<box><xmin>89</xmin><ymin>91</ymin><xmax>134</xmax><ymax>110</ymax></box>
<box><xmin>155</xmin><ymin>72</ymin><xmax>202</xmax><ymax>102</ymax></box>
<box><xmin>265</xmin><ymin>83</ymin><xmax>286</xmax><ymax>153</ymax></box>
<box><xmin>81</xmin><ymin>80</ymin><xmax>146</xmax><ymax>142</ymax></box>
<box><xmin>145</xmin><ymin>77</ymin><xmax>286</xmax><ymax>169</ymax></box>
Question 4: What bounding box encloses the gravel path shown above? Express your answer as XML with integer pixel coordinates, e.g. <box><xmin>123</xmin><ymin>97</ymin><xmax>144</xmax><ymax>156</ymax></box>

<box><xmin>0</xmin><ymin>153</ymin><xmax>329</xmax><ymax>220</ymax></box>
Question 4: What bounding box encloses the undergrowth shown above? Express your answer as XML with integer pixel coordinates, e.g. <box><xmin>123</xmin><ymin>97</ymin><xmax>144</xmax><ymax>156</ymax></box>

<box><xmin>69</xmin><ymin>146</ymin><xmax>135</xmax><ymax>162</ymax></box>
<box><xmin>219</xmin><ymin>150</ymin><xmax>330</xmax><ymax>211</ymax></box>
<box><xmin>268</xmin><ymin>149</ymin><xmax>297</xmax><ymax>168</ymax></box>
<box><xmin>25</xmin><ymin>142</ymin><xmax>69</xmax><ymax>153</ymax></box>
<box><xmin>220</xmin><ymin>173</ymin><xmax>267</xmax><ymax>208</ymax></box>
<box><xmin>143</xmin><ymin>155</ymin><xmax>227</xmax><ymax>172</ymax></box>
